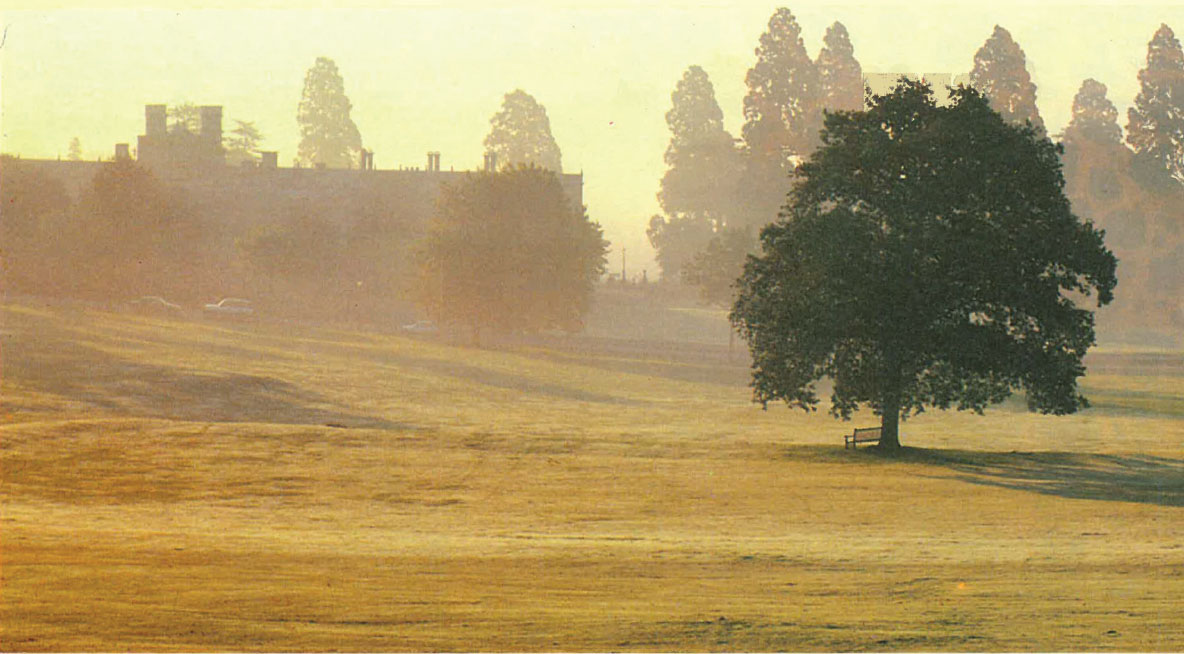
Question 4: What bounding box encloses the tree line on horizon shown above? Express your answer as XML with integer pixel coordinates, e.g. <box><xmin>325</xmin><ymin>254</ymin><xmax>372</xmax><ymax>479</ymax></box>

<box><xmin>653</xmin><ymin>10</ymin><xmax>1184</xmax><ymax>337</ymax></box>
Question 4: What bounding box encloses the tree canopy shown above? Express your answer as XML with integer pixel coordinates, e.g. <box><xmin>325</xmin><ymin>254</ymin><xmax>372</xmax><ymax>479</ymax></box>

<box><xmin>483</xmin><ymin>90</ymin><xmax>563</xmax><ymax>173</ymax></box>
<box><xmin>659</xmin><ymin>65</ymin><xmax>743</xmax><ymax>227</ymax></box>
<box><xmin>418</xmin><ymin>166</ymin><xmax>606</xmax><ymax>343</ymax></box>
<box><xmin>742</xmin><ymin>7</ymin><xmax>821</xmax><ymax>159</ymax></box>
<box><xmin>646</xmin><ymin>213</ymin><xmax>715</xmax><ymax>283</ymax></box>
<box><xmin>737</xmin><ymin>8</ymin><xmax>824</xmax><ymax>231</ymax></box>
<box><xmin>731</xmin><ymin>81</ymin><xmax>1117</xmax><ymax>448</ymax></box>
<box><xmin>1062</xmin><ymin>79</ymin><xmax>1123</xmax><ymax>147</ymax></box>
<box><xmin>970</xmin><ymin>25</ymin><xmax>1045</xmax><ymax>134</ymax></box>
<box><xmin>816</xmin><ymin>22</ymin><xmax>863</xmax><ymax>114</ymax></box>
<box><xmin>649</xmin><ymin>65</ymin><xmax>743</xmax><ymax>281</ymax></box>
<box><xmin>224</xmin><ymin>120</ymin><xmax>264</xmax><ymax>166</ymax></box>
<box><xmin>1126</xmin><ymin>23</ymin><xmax>1184</xmax><ymax>183</ymax></box>
<box><xmin>682</xmin><ymin>226</ymin><xmax>757</xmax><ymax>308</ymax></box>
<box><xmin>297</xmin><ymin>57</ymin><xmax>363</xmax><ymax>169</ymax></box>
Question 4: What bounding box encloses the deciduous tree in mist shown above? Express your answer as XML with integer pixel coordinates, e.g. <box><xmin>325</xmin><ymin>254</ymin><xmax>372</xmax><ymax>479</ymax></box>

<box><xmin>649</xmin><ymin>65</ymin><xmax>743</xmax><ymax>281</ymax></box>
<box><xmin>70</xmin><ymin>161</ymin><xmax>205</xmax><ymax>301</ymax></box>
<box><xmin>739</xmin><ymin>7</ymin><xmax>821</xmax><ymax>230</ymax></box>
<box><xmin>240</xmin><ymin>212</ymin><xmax>344</xmax><ymax>308</ymax></box>
<box><xmin>67</xmin><ymin>137</ymin><xmax>83</xmax><ymax>161</ymax></box>
<box><xmin>0</xmin><ymin>156</ymin><xmax>71</xmax><ymax>293</ymax></box>
<box><xmin>970</xmin><ymin>26</ymin><xmax>1045</xmax><ymax>134</ymax></box>
<box><xmin>646</xmin><ymin>213</ymin><xmax>714</xmax><ymax>283</ymax></box>
<box><xmin>732</xmin><ymin>81</ymin><xmax>1116</xmax><ymax>449</ymax></box>
<box><xmin>682</xmin><ymin>226</ymin><xmax>757</xmax><ymax>308</ymax></box>
<box><xmin>483</xmin><ymin>90</ymin><xmax>563</xmax><ymax>173</ymax></box>
<box><xmin>815</xmin><ymin>22</ymin><xmax>863</xmax><ymax>113</ymax></box>
<box><xmin>1127</xmin><ymin>24</ymin><xmax>1184</xmax><ymax>183</ymax></box>
<box><xmin>224</xmin><ymin>120</ymin><xmax>264</xmax><ymax>166</ymax></box>
<box><xmin>418</xmin><ymin>166</ymin><xmax>606</xmax><ymax>344</ymax></box>
<box><xmin>297</xmin><ymin>57</ymin><xmax>364</xmax><ymax>169</ymax></box>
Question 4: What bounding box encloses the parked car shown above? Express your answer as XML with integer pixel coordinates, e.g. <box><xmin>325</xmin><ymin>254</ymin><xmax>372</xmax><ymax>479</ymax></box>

<box><xmin>401</xmin><ymin>320</ymin><xmax>437</xmax><ymax>334</ymax></box>
<box><xmin>203</xmin><ymin>298</ymin><xmax>254</xmax><ymax>316</ymax></box>
<box><xmin>129</xmin><ymin>295</ymin><xmax>183</xmax><ymax>314</ymax></box>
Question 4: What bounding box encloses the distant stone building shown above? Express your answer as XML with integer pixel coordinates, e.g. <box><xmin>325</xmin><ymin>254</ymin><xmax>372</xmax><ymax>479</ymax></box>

<box><xmin>19</xmin><ymin>103</ymin><xmax>584</xmax><ymax>238</ymax></box>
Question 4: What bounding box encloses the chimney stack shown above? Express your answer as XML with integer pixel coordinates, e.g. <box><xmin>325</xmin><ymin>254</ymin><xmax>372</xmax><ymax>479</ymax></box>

<box><xmin>260</xmin><ymin>151</ymin><xmax>278</xmax><ymax>169</ymax></box>
<box><xmin>115</xmin><ymin>143</ymin><xmax>130</xmax><ymax>160</ymax></box>
<box><xmin>483</xmin><ymin>152</ymin><xmax>498</xmax><ymax>172</ymax></box>
<box><xmin>199</xmin><ymin>105</ymin><xmax>223</xmax><ymax>148</ymax></box>
<box><xmin>145</xmin><ymin>105</ymin><xmax>166</xmax><ymax>137</ymax></box>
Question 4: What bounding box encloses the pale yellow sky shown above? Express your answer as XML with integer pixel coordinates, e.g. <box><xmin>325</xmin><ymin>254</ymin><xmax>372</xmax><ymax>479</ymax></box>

<box><xmin>3</xmin><ymin>1</ymin><xmax>1182</xmax><ymax>276</ymax></box>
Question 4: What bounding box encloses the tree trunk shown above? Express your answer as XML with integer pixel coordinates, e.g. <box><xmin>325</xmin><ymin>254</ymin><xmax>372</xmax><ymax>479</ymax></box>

<box><xmin>878</xmin><ymin>393</ymin><xmax>902</xmax><ymax>449</ymax></box>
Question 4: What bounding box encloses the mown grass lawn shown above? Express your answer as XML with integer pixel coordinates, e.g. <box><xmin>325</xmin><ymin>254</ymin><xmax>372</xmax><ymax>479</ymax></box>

<box><xmin>2</xmin><ymin>301</ymin><xmax>1181</xmax><ymax>651</ymax></box>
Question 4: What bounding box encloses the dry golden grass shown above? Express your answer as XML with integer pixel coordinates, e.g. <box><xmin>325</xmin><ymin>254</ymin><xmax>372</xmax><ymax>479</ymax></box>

<box><xmin>1</xmin><ymin>301</ymin><xmax>1182</xmax><ymax>651</ymax></box>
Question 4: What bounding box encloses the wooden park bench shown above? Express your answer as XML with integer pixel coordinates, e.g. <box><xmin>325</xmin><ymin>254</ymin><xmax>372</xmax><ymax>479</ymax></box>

<box><xmin>845</xmin><ymin>427</ymin><xmax>882</xmax><ymax>449</ymax></box>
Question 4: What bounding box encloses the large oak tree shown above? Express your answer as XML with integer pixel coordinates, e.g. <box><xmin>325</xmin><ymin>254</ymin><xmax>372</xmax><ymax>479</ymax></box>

<box><xmin>732</xmin><ymin>81</ymin><xmax>1117</xmax><ymax>448</ymax></box>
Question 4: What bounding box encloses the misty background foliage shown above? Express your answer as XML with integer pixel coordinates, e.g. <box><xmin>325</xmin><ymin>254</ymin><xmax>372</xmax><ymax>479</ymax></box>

<box><xmin>417</xmin><ymin>165</ymin><xmax>607</xmax><ymax>344</ymax></box>
<box><xmin>297</xmin><ymin>57</ymin><xmax>364</xmax><ymax>169</ymax></box>
<box><xmin>484</xmin><ymin>90</ymin><xmax>563</xmax><ymax>173</ymax></box>
<box><xmin>2</xmin><ymin>11</ymin><xmax>1182</xmax><ymax>346</ymax></box>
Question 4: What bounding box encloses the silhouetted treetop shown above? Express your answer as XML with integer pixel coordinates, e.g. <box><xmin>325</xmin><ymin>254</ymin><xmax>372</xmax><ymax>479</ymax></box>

<box><xmin>224</xmin><ymin>120</ymin><xmax>264</xmax><ymax>166</ymax></box>
<box><xmin>816</xmin><ymin>21</ymin><xmax>863</xmax><ymax>113</ymax></box>
<box><xmin>1063</xmin><ymin>79</ymin><xmax>1122</xmax><ymax>147</ymax></box>
<box><xmin>742</xmin><ymin>7</ymin><xmax>821</xmax><ymax>159</ymax></box>
<box><xmin>67</xmin><ymin>137</ymin><xmax>82</xmax><ymax>162</ymax></box>
<box><xmin>1127</xmin><ymin>23</ymin><xmax>1184</xmax><ymax>182</ymax></box>
<box><xmin>732</xmin><ymin>81</ymin><xmax>1116</xmax><ymax>449</ymax></box>
<box><xmin>297</xmin><ymin>57</ymin><xmax>363</xmax><ymax>169</ymax></box>
<box><xmin>970</xmin><ymin>25</ymin><xmax>1045</xmax><ymax>134</ymax></box>
<box><xmin>660</xmin><ymin>65</ymin><xmax>742</xmax><ymax>225</ymax></box>
<box><xmin>483</xmin><ymin>90</ymin><xmax>562</xmax><ymax>173</ymax></box>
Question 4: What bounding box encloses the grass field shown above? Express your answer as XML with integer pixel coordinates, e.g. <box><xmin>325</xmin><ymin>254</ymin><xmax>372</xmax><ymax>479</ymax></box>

<box><xmin>2</xmin><ymin>300</ymin><xmax>1182</xmax><ymax>651</ymax></box>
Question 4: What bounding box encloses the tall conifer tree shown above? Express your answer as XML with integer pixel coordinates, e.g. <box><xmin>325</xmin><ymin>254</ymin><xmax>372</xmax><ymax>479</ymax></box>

<box><xmin>739</xmin><ymin>8</ymin><xmax>821</xmax><ymax>230</ymax></box>
<box><xmin>816</xmin><ymin>22</ymin><xmax>863</xmax><ymax>113</ymax></box>
<box><xmin>1063</xmin><ymin>79</ymin><xmax>1122</xmax><ymax>147</ymax></box>
<box><xmin>742</xmin><ymin>8</ymin><xmax>821</xmax><ymax>159</ymax></box>
<box><xmin>970</xmin><ymin>25</ymin><xmax>1045</xmax><ymax>134</ymax></box>
<box><xmin>650</xmin><ymin>65</ymin><xmax>742</xmax><ymax>281</ymax></box>
<box><xmin>484</xmin><ymin>90</ymin><xmax>563</xmax><ymax>173</ymax></box>
<box><xmin>1127</xmin><ymin>24</ymin><xmax>1184</xmax><ymax>182</ymax></box>
<box><xmin>297</xmin><ymin>57</ymin><xmax>363</xmax><ymax>169</ymax></box>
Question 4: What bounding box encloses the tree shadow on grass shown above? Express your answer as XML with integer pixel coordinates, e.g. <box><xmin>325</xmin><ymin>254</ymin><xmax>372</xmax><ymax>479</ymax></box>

<box><xmin>4</xmin><ymin>335</ymin><xmax>405</xmax><ymax>430</ymax></box>
<box><xmin>886</xmin><ymin>447</ymin><xmax>1184</xmax><ymax>507</ymax></box>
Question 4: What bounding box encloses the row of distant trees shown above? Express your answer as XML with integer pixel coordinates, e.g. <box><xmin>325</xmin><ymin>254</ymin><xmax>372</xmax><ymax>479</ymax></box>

<box><xmin>296</xmin><ymin>57</ymin><xmax>563</xmax><ymax>172</ymax></box>
<box><xmin>652</xmin><ymin>10</ymin><xmax>1184</xmax><ymax>333</ymax></box>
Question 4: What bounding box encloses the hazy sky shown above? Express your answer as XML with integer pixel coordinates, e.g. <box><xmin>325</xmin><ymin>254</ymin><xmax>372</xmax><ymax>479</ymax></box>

<box><xmin>3</xmin><ymin>1</ymin><xmax>1182</xmax><ymax>277</ymax></box>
